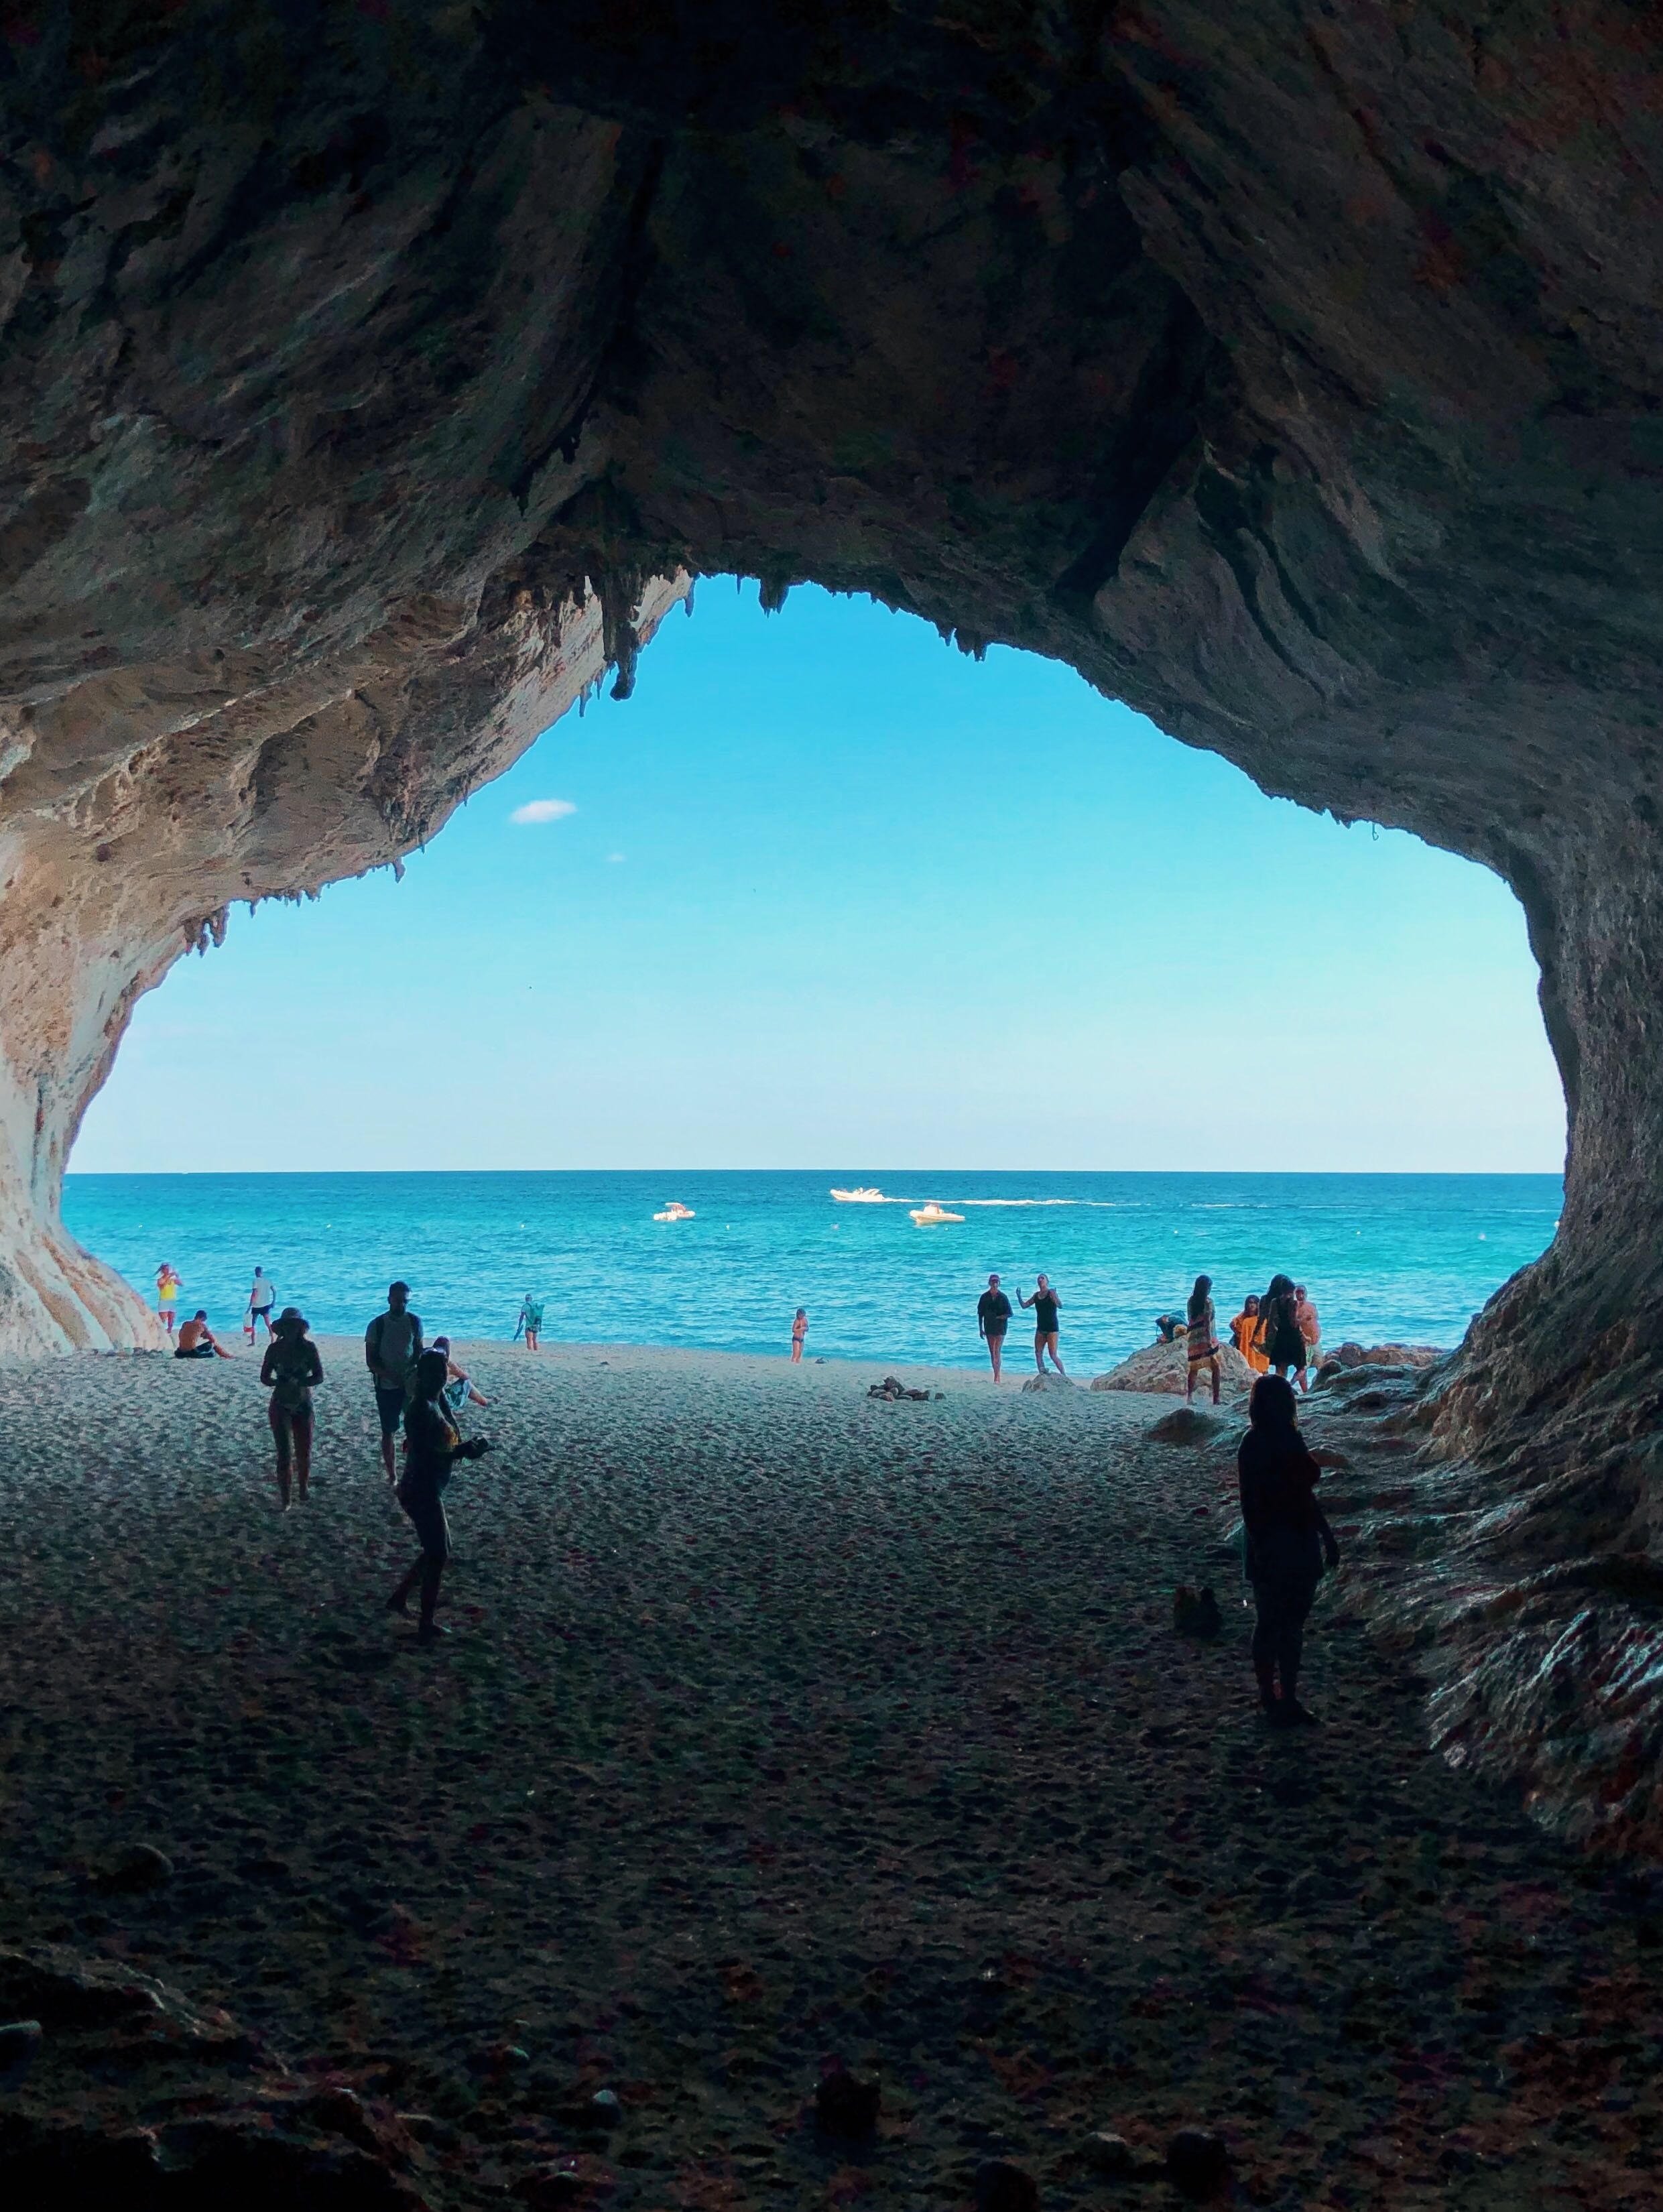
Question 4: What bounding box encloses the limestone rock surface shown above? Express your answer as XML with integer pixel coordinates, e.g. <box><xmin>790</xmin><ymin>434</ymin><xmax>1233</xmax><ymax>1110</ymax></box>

<box><xmin>0</xmin><ymin>5</ymin><xmax>1660</xmax><ymax>1829</ymax></box>
<box><xmin>1093</xmin><ymin>1339</ymin><xmax>1255</xmax><ymax>1398</ymax></box>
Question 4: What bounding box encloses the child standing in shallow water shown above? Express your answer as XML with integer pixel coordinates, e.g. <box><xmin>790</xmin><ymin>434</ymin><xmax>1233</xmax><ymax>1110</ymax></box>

<box><xmin>790</xmin><ymin>1308</ymin><xmax>808</xmax><ymax>1361</ymax></box>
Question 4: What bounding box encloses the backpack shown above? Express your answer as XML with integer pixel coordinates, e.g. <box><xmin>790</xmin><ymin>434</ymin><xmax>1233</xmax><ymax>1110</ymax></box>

<box><xmin>373</xmin><ymin>1307</ymin><xmax>419</xmax><ymax>1377</ymax></box>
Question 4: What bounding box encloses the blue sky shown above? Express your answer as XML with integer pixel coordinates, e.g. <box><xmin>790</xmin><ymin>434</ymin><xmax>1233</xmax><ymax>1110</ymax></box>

<box><xmin>72</xmin><ymin>582</ymin><xmax>1566</xmax><ymax>1174</ymax></box>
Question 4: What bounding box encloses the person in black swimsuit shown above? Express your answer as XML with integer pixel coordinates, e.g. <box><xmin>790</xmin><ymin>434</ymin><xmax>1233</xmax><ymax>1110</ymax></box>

<box><xmin>977</xmin><ymin>1272</ymin><xmax>1013</xmax><ymax>1382</ymax></box>
<box><xmin>1018</xmin><ymin>1274</ymin><xmax>1065</xmax><ymax>1376</ymax></box>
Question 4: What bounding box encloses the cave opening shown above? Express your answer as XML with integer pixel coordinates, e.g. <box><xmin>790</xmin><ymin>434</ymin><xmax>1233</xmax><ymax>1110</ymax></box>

<box><xmin>62</xmin><ymin>579</ymin><xmax>1564</xmax><ymax>1367</ymax></box>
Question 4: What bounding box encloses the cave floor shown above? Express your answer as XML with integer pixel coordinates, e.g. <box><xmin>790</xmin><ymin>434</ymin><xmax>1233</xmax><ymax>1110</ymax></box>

<box><xmin>0</xmin><ymin>1340</ymin><xmax>1658</xmax><ymax>2209</ymax></box>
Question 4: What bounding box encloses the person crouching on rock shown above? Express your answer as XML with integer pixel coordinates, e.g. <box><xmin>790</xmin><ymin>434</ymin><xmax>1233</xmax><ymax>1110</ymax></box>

<box><xmin>1237</xmin><ymin>1374</ymin><xmax>1341</xmax><ymax>1726</ymax></box>
<box><xmin>386</xmin><ymin>1349</ymin><xmax>491</xmax><ymax>1644</ymax></box>
<box><xmin>261</xmin><ymin>1308</ymin><xmax>322</xmax><ymax>1510</ymax></box>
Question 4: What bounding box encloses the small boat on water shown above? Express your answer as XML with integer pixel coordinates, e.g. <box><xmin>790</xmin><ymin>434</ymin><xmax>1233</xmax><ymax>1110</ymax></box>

<box><xmin>830</xmin><ymin>1186</ymin><xmax>885</xmax><ymax>1203</ymax></box>
<box><xmin>653</xmin><ymin>1201</ymin><xmax>696</xmax><ymax>1222</ymax></box>
<box><xmin>910</xmin><ymin>1202</ymin><xmax>965</xmax><ymax>1227</ymax></box>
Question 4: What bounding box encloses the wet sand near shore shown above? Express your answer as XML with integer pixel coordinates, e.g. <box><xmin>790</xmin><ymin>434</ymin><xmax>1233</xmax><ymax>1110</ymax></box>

<box><xmin>0</xmin><ymin>1339</ymin><xmax>1658</xmax><ymax>2208</ymax></box>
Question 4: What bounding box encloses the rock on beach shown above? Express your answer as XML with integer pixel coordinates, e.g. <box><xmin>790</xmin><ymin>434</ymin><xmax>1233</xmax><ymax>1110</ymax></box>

<box><xmin>1091</xmin><ymin>1337</ymin><xmax>1255</xmax><ymax>1397</ymax></box>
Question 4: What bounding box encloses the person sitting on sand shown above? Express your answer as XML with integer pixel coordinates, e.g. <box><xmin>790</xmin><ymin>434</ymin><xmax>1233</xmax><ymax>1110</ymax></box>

<box><xmin>175</xmin><ymin>1310</ymin><xmax>231</xmax><ymax>1359</ymax></box>
<box><xmin>385</xmin><ymin>1348</ymin><xmax>492</xmax><ymax>1644</ymax></box>
<box><xmin>790</xmin><ymin>1308</ymin><xmax>808</xmax><ymax>1362</ymax></box>
<box><xmin>1259</xmin><ymin>1274</ymin><xmax>1307</xmax><ymax>1386</ymax></box>
<box><xmin>261</xmin><ymin>1308</ymin><xmax>322</xmax><ymax>1509</ymax></box>
<box><xmin>366</xmin><ymin>1282</ymin><xmax>423</xmax><ymax>1482</ymax></box>
<box><xmin>1185</xmin><ymin>1274</ymin><xmax>1222</xmax><ymax>1405</ymax></box>
<box><xmin>1231</xmin><ymin>1293</ymin><xmax>1268</xmax><ymax>1373</ymax></box>
<box><xmin>977</xmin><ymin>1273</ymin><xmax>1013</xmax><ymax>1383</ymax></box>
<box><xmin>515</xmin><ymin>1294</ymin><xmax>543</xmax><ymax>1351</ymax></box>
<box><xmin>1237</xmin><ymin>1373</ymin><xmax>1342</xmax><ymax>1725</ymax></box>
<box><xmin>1294</xmin><ymin>1284</ymin><xmax>1321</xmax><ymax>1385</ymax></box>
<box><xmin>432</xmin><ymin>1335</ymin><xmax>488</xmax><ymax>1411</ymax></box>
<box><xmin>156</xmin><ymin>1262</ymin><xmax>180</xmax><ymax>1338</ymax></box>
<box><xmin>1018</xmin><ymin>1274</ymin><xmax>1065</xmax><ymax>1376</ymax></box>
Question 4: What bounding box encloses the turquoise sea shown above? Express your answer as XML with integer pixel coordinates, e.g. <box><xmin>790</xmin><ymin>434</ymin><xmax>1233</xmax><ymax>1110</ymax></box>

<box><xmin>61</xmin><ymin>1170</ymin><xmax>1562</xmax><ymax>1373</ymax></box>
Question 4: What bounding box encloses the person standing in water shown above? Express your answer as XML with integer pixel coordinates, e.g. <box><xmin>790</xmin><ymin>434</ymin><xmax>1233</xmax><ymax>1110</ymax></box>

<box><xmin>1018</xmin><ymin>1274</ymin><xmax>1065</xmax><ymax>1376</ymax></box>
<box><xmin>515</xmin><ymin>1294</ymin><xmax>544</xmax><ymax>1351</ymax></box>
<box><xmin>365</xmin><ymin>1281</ymin><xmax>423</xmax><ymax>1482</ymax></box>
<box><xmin>156</xmin><ymin>1263</ymin><xmax>180</xmax><ymax>1338</ymax></box>
<box><xmin>1230</xmin><ymin>1292</ymin><xmax>1268</xmax><ymax>1373</ymax></box>
<box><xmin>1294</xmin><ymin>1284</ymin><xmax>1321</xmax><ymax>1384</ymax></box>
<box><xmin>1259</xmin><ymin>1274</ymin><xmax>1308</xmax><ymax>1388</ymax></box>
<box><xmin>977</xmin><ymin>1273</ymin><xmax>1013</xmax><ymax>1382</ymax></box>
<box><xmin>1185</xmin><ymin>1274</ymin><xmax>1222</xmax><ymax>1404</ymax></box>
<box><xmin>245</xmin><ymin>1266</ymin><xmax>277</xmax><ymax>1340</ymax></box>
<box><xmin>261</xmin><ymin>1308</ymin><xmax>322</xmax><ymax>1509</ymax></box>
<box><xmin>790</xmin><ymin>1308</ymin><xmax>808</xmax><ymax>1362</ymax></box>
<box><xmin>385</xmin><ymin>1348</ymin><xmax>491</xmax><ymax>1644</ymax></box>
<box><xmin>1237</xmin><ymin>1373</ymin><xmax>1341</xmax><ymax>1725</ymax></box>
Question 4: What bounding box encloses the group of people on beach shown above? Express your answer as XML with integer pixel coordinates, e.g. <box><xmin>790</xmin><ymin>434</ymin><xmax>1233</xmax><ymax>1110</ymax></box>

<box><xmin>974</xmin><ymin>1274</ymin><xmax>1064</xmax><ymax>1382</ymax></box>
<box><xmin>1178</xmin><ymin>1274</ymin><xmax>1322</xmax><ymax>1404</ymax></box>
<box><xmin>159</xmin><ymin>1263</ymin><xmax>494</xmax><ymax>1645</ymax></box>
<box><xmin>154</xmin><ymin>1257</ymin><xmax>1341</xmax><ymax>1717</ymax></box>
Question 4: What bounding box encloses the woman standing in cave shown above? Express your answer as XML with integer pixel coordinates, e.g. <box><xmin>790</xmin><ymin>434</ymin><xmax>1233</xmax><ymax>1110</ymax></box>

<box><xmin>1237</xmin><ymin>1374</ymin><xmax>1341</xmax><ymax>1725</ymax></box>
<box><xmin>261</xmin><ymin>1308</ymin><xmax>322</xmax><ymax>1510</ymax></box>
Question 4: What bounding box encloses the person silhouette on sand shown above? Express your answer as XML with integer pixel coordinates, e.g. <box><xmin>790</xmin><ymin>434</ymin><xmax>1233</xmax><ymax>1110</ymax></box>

<box><xmin>156</xmin><ymin>1263</ymin><xmax>180</xmax><ymax>1337</ymax></box>
<box><xmin>515</xmin><ymin>1294</ymin><xmax>543</xmax><ymax>1351</ymax></box>
<box><xmin>1237</xmin><ymin>1373</ymin><xmax>1342</xmax><ymax>1725</ymax></box>
<box><xmin>790</xmin><ymin>1308</ymin><xmax>808</xmax><ymax>1362</ymax></box>
<box><xmin>385</xmin><ymin>1348</ymin><xmax>492</xmax><ymax>1644</ymax></box>
<box><xmin>977</xmin><ymin>1273</ymin><xmax>1013</xmax><ymax>1382</ymax></box>
<box><xmin>365</xmin><ymin>1282</ymin><xmax>423</xmax><ymax>1482</ymax></box>
<box><xmin>261</xmin><ymin>1308</ymin><xmax>321</xmax><ymax>1509</ymax></box>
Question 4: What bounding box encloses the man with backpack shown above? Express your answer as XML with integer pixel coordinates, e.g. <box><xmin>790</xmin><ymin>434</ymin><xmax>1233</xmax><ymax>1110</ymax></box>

<box><xmin>365</xmin><ymin>1280</ymin><xmax>424</xmax><ymax>1482</ymax></box>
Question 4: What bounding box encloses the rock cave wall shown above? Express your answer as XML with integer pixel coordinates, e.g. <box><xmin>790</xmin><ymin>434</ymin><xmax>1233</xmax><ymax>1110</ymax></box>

<box><xmin>2</xmin><ymin>2</ymin><xmax>1662</xmax><ymax>1834</ymax></box>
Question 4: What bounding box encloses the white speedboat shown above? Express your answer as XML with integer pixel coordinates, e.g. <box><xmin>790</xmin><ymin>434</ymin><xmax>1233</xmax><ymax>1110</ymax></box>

<box><xmin>830</xmin><ymin>1186</ymin><xmax>885</xmax><ymax>1203</ymax></box>
<box><xmin>910</xmin><ymin>1202</ymin><xmax>965</xmax><ymax>1226</ymax></box>
<box><xmin>653</xmin><ymin>1201</ymin><xmax>695</xmax><ymax>1222</ymax></box>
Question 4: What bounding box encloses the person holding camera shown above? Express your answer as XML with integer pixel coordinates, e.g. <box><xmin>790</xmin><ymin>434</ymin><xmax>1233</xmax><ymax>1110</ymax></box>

<box><xmin>385</xmin><ymin>1347</ymin><xmax>491</xmax><ymax>1644</ymax></box>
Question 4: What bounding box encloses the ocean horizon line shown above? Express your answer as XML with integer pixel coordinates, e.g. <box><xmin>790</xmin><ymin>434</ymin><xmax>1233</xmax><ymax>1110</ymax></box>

<box><xmin>65</xmin><ymin>1164</ymin><xmax>1566</xmax><ymax>1181</ymax></box>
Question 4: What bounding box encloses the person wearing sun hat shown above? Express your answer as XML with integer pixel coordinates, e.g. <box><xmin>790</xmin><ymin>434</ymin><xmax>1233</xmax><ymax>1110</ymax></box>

<box><xmin>261</xmin><ymin>1306</ymin><xmax>322</xmax><ymax>1510</ymax></box>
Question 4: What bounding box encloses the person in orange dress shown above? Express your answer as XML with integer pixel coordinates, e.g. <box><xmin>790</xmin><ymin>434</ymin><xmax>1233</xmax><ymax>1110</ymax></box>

<box><xmin>1231</xmin><ymin>1292</ymin><xmax>1269</xmax><ymax>1373</ymax></box>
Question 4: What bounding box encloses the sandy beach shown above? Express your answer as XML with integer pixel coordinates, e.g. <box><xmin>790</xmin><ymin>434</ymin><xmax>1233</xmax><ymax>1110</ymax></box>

<box><xmin>0</xmin><ymin>1339</ymin><xmax>1658</xmax><ymax>2207</ymax></box>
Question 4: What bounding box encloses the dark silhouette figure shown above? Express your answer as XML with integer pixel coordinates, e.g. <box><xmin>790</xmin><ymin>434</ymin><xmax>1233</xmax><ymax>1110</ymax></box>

<box><xmin>1237</xmin><ymin>1373</ymin><xmax>1340</xmax><ymax>1725</ymax></box>
<box><xmin>261</xmin><ymin>1307</ymin><xmax>322</xmax><ymax>1509</ymax></box>
<box><xmin>365</xmin><ymin>1280</ymin><xmax>423</xmax><ymax>1482</ymax></box>
<box><xmin>386</xmin><ymin>1348</ymin><xmax>491</xmax><ymax>1644</ymax></box>
<box><xmin>1258</xmin><ymin>1273</ymin><xmax>1308</xmax><ymax>1387</ymax></box>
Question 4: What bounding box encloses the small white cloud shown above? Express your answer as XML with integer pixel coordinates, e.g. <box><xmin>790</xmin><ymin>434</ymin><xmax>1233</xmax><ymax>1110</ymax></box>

<box><xmin>511</xmin><ymin>798</ymin><xmax>577</xmax><ymax>825</ymax></box>
<box><xmin>605</xmin><ymin>851</ymin><xmax>626</xmax><ymax>863</ymax></box>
